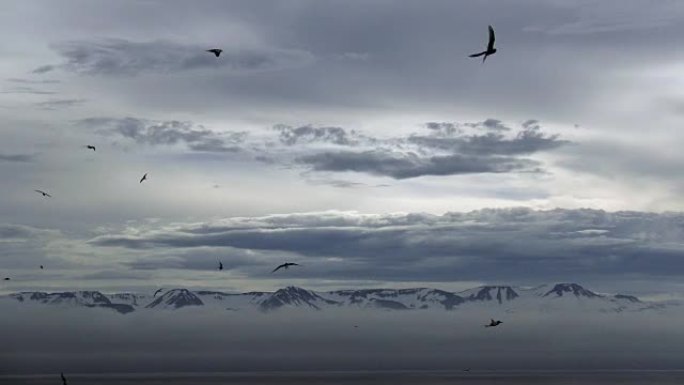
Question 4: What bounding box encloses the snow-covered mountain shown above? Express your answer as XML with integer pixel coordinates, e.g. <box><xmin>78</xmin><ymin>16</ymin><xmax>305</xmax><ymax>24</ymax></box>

<box><xmin>0</xmin><ymin>283</ymin><xmax>670</xmax><ymax>315</ymax></box>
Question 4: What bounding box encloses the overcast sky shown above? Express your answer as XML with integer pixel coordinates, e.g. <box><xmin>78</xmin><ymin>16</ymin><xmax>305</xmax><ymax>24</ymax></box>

<box><xmin>2</xmin><ymin>0</ymin><xmax>684</xmax><ymax>295</ymax></box>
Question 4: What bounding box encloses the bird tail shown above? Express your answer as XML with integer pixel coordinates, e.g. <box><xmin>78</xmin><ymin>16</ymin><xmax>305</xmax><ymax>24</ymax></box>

<box><xmin>469</xmin><ymin>51</ymin><xmax>486</xmax><ymax>58</ymax></box>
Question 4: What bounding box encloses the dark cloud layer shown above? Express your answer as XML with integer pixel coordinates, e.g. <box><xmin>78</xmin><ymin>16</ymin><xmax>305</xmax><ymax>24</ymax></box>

<box><xmin>0</xmin><ymin>154</ymin><xmax>33</xmax><ymax>162</ymax></box>
<box><xmin>293</xmin><ymin>120</ymin><xmax>565</xmax><ymax>179</ymax></box>
<box><xmin>298</xmin><ymin>151</ymin><xmax>537</xmax><ymax>179</ymax></box>
<box><xmin>42</xmin><ymin>39</ymin><xmax>314</xmax><ymax>76</ymax></box>
<box><xmin>90</xmin><ymin>208</ymin><xmax>684</xmax><ymax>283</ymax></box>
<box><xmin>80</xmin><ymin>117</ymin><xmax>246</xmax><ymax>153</ymax></box>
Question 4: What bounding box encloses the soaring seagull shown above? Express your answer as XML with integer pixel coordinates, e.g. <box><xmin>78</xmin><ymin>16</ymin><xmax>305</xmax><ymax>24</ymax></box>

<box><xmin>154</xmin><ymin>288</ymin><xmax>164</xmax><ymax>297</ymax></box>
<box><xmin>61</xmin><ymin>372</ymin><xmax>68</xmax><ymax>385</ymax></box>
<box><xmin>207</xmin><ymin>49</ymin><xmax>223</xmax><ymax>57</ymax></box>
<box><xmin>34</xmin><ymin>189</ymin><xmax>51</xmax><ymax>198</ymax></box>
<box><xmin>139</xmin><ymin>173</ymin><xmax>148</xmax><ymax>183</ymax></box>
<box><xmin>469</xmin><ymin>25</ymin><xmax>497</xmax><ymax>63</ymax></box>
<box><xmin>485</xmin><ymin>319</ymin><xmax>503</xmax><ymax>328</ymax></box>
<box><xmin>272</xmin><ymin>262</ymin><xmax>300</xmax><ymax>273</ymax></box>
<box><xmin>85</xmin><ymin>145</ymin><xmax>96</xmax><ymax>151</ymax></box>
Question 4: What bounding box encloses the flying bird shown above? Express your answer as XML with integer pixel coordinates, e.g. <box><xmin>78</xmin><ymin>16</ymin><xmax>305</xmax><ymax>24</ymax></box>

<box><xmin>3</xmin><ymin>277</ymin><xmax>9</xmax><ymax>281</ymax></box>
<box><xmin>218</xmin><ymin>261</ymin><xmax>223</xmax><ymax>271</ymax></box>
<box><xmin>139</xmin><ymin>173</ymin><xmax>148</xmax><ymax>183</ymax></box>
<box><xmin>469</xmin><ymin>25</ymin><xmax>497</xmax><ymax>63</ymax></box>
<box><xmin>40</xmin><ymin>265</ymin><xmax>44</xmax><ymax>269</ymax></box>
<box><xmin>154</xmin><ymin>288</ymin><xmax>163</xmax><ymax>297</ymax></box>
<box><xmin>485</xmin><ymin>319</ymin><xmax>503</xmax><ymax>328</ymax></box>
<box><xmin>34</xmin><ymin>189</ymin><xmax>51</xmax><ymax>198</ymax></box>
<box><xmin>61</xmin><ymin>372</ymin><xmax>68</xmax><ymax>385</ymax></box>
<box><xmin>85</xmin><ymin>145</ymin><xmax>96</xmax><ymax>151</ymax></box>
<box><xmin>207</xmin><ymin>49</ymin><xmax>223</xmax><ymax>57</ymax></box>
<box><xmin>272</xmin><ymin>262</ymin><xmax>300</xmax><ymax>273</ymax></box>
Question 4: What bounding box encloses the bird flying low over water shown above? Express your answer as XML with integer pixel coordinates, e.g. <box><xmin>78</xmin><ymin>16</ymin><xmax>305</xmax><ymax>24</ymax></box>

<box><xmin>485</xmin><ymin>319</ymin><xmax>503</xmax><ymax>327</ymax></box>
<box><xmin>154</xmin><ymin>288</ymin><xmax>163</xmax><ymax>297</ymax></box>
<box><xmin>139</xmin><ymin>173</ymin><xmax>148</xmax><ymax>183</ymax></box>
<box><xmin>34</xmin><ymin>189</ymin><xmax>51</xmax><ymax>198</ymax></box>
<box><xmin>85</xmin><ymin>145</ymin><xmax>96</xmax><ymax>151</ymax></box>
<box><xmin>218</xmin><ymin>261</ymin><xmax>223</xmax><ymax>271</ymax></box>
<box><xmin>207</xmin><ymin>49</ymin><xmax>223</xmax><ymax>57</ymax></box>
<box><xmin>272</xmin><ymin>262</ymin><xmax>300</xmax><ymax>273</ymax></box>
<box><xmin>469</xmin><ymin>25</ymin><xmax>497</xmax><ymax>63</ymax></box>
<box><xmin>61</xmin><ymin>372</ymin><xmax>68</xmax><ymax>385</ymax></box>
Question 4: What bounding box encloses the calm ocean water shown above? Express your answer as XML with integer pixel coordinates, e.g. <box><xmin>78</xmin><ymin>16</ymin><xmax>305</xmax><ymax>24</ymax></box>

<box><xmin>2</xmin><ymin>371</ymin><xmax>684</xmax><ymax>385</ymax></box>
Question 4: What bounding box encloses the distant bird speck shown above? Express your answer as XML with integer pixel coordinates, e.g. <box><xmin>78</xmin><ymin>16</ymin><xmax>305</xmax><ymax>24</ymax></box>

<box><xmin>154</xmin><ymin>288</ymin><xmax>163</xmax><ymax>297</ymax></box>
<box><xmin>469</xmin><ymin>25</ymin><xmax>497</xmax><ymax>63</ymax></box>
<box><xmin>34</xmin><ymin>189</ymin><xmax>51</xmax><ymax>198</ymax></box>
<box><xmin>85</xmin><ymin>145</ymin><xmax>96</xmax><ymax>151</ymax></box>
<box><xmin>207</xmin><ymin>49</ymin><xmax>223</xmax><ymax>57</ymax></box>
<box><xmin>218</xmin><ymin>261</ymin><xmax>223</xmax><ymax>271</ymax></box>
<box><xmin>485</xmin><ymin>319</ymin><xmax>503</xmax><ymax>328</ymax></box>
<box><xmin>139</xmin><ymin>173</ymin><xmax>148</xmax><ymax>183</ymax></box>
<box><xmin>272</xmin><ymin>262</ymin><xmax>300</xmax><ymax>273</ymax></box>
<box><xmin>61</xmin><ymin>372</ymin><xmax>68</xmax><ymax>385</ymax></box>
<box><xmin>3</xmin><ymin>277</ymin><xmax>9</xmax><ymax>281</ymax></box>
<box><xmin>40</xmin><ymin>265</ymin><xmax>44</xmax><ymax>269</ymax></box>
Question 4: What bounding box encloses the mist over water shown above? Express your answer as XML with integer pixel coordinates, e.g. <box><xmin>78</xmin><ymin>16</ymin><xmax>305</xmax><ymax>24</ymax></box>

<box><xmin>2</xmin><ymin>300</ymin><xmax>684</xmax><ymax>375</ymax></box>
<box><xmin>4</xmin><ymin>371</ymin><xmax>684</xmax><ymax>385</ymax></box>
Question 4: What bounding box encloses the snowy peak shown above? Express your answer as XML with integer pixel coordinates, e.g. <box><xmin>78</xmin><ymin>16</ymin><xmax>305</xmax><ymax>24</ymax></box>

<box><xmin>544</xmin><ymin>283</ymin><xmax>600</xmax><ymax>298</ymax></box>
<box><xmin>146</xmin><ymin>289</ymin><xmax>203</xmax><ymax>309</ymax></box>
<box><xmin>259</xmin><ymin>286</ymin><xmax>339</xmax><ymax>312</ymax></box>
<box><xmin>461</xmin><ymin>286</ymin><xmax>519</xmax><ymax>304</ymax></box>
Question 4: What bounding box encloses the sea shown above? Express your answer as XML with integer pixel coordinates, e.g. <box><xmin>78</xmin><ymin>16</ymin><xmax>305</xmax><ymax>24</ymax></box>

<box><xmin>2</xmin><ymin>371</ymin><xmax>684</xmax><ymax>385</ymax></box>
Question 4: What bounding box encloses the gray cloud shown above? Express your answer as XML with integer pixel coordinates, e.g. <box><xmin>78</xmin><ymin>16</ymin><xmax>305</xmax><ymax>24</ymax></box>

<box><xmin>291</xmin><ymin>120</ymin><xmax>565</xmax><ymax>179</ymax></box>
<box><xmin>0</xmin><ymin>86</ymin><xmax>57</xmax><ymax>95</ymax></box>
<box><xmin>34</xmin><ymin>98</ymin><xmax>86</xmax><ymax>110</ymax></box>
<box><xmin>0</xmin><ymin>154</ymin><xmax>33</xmax><ymax>162</ymax></box>
<box><xmin>80</xmin><ymin>117</ymin><xmax>246</xmax><ymax>153</ymax></box>
<box><xmin>31</xmin><ymin>65</ymin><xmax>56</xmax><ymax>74</ymax></box>
<box><xmin>6</xmin><ymin>78</ymin><xmax>60</xmax><ymax>84</ymax></box>
<box><xmin>273</xmin><ymin>124</ymin><xmax>362</xmax><ymax>146</ymax></box>
<box><xmin>297</xmin><ymin>151</ymin><xmax>538</xmax><ymax>179</ymax></box>
<box><xmin>48</xmin><ymin>38</ymin><xmax>315</xmax><ymax>76</ymax></box>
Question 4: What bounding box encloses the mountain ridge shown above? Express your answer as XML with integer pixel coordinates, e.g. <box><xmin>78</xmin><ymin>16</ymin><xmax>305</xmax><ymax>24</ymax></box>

<box><xmin>2</xmin><ymin>283</ymin><xmax>663</xmax><ymax>315</ymax></box>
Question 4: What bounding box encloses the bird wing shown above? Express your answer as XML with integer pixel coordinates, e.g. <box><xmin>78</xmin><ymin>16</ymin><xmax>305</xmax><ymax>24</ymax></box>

<box><xmin>140</xmin><ymin>173</ymin><xmax>147</xmax><ymax>183</ymax></box>
<box><xmin>272</xmin><ymin>264</ymin><xmax>284</xmax><ymax>273</ymax></box>
<box><xmin>469</xmin><ymin>51</ymin><xmax>486</xmax><ymax>58</ymax></box>
<box><xmin>487</xmin><ymin>25</ymin><xmax>495</xmax><ymax>50</ymax></box>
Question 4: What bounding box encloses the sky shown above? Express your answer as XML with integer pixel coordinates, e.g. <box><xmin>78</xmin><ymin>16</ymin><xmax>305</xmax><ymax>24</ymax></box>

<box><xmin>2</xmin><ymin>0</ymin><xmax>684</xmax><ymax>296</ymax></box>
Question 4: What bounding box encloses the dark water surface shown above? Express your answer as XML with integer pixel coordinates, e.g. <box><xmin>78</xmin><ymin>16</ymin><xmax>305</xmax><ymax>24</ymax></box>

<box><xmin>2</xmin><ymin>371</ymin><xmax>684</xmax><ymax>385</ymax></box>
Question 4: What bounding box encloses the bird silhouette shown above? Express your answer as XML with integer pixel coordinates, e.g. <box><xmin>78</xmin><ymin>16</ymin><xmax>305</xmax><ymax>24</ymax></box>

<box><xmin>469</xmin><ymin>25</ymin><xmax>497</xmax><ymax>63</ymax></box>
<box><xmin>40</xmin><ymin>265</ymin><xmax>44</xmax><ymax>269</ymax></box>
<box><xmin>3</xmin><ymin>277</ymin><xmax>9</xmax><ymax>281</ymax></box>
<box><xmin>61</xmin><ymin>372</ymin><xmax>68</xmax><ymax>385</ymax></box>
<box><xmin>218</xmin><ymin>261</ymin><xmax>223</xmax><ymax>271</ymax></box>
<box><xmin>85</xmin><ymin>145</ymin><xmax>96</xmax><ymax>151</ymax></box>
<box><xmin>485</xmin><ymin>319</ymin><xmax>503</xmax><ymax>328</ymax></box>
<box><xmin>34</xmin><ymin>189</ymin><xmax>51</xmax><ymax>198</ymax></box>
<box><xmin>139</xmin><ymin>173</ymin><xmax>148</xmax><ymax>183</ymax></box>
<box><xmin>272</xmin><ymin>262</ymin><xmax>300</xmax><ymax>273</ymax></box>
<box><xmin>207</xmin><ymin>49</ymin><xmax>223</xmax><ymax>57</ymax></box>
<box><xmin>154</xmin><ymin>288</ymin><xmax>163</xmax><ymax>297</ymax></box>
